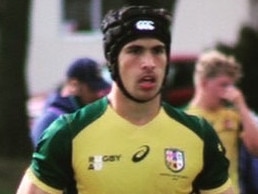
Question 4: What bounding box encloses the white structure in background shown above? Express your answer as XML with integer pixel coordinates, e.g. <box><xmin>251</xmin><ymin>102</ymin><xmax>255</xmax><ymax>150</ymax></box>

<box><xmin>27</xmin><ymin>0</ymin><xmax>249</xmax><ymax>95</ymax></box>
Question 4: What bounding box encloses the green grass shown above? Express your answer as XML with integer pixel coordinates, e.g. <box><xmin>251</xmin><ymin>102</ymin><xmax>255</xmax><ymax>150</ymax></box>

<box><xmin>0</xmin><ymin>158</ymin><xmax>30</xmax><ymax>194</ymax></box>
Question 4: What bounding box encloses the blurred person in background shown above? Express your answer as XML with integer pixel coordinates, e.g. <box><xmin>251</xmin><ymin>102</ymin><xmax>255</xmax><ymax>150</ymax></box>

<box><xmin>239</xmin><ymin>112</ymin><xmax>258</xmax><ymax>194</ymax></box>
<box><xmin>30</xmin><ymin>57</ymin><xmax>110</xmax><ymax>147</ymax></box>
<box><xmin>184</xmin><ymin>49</ymin><xmax>258</xmax><ymax>194</ymax></box>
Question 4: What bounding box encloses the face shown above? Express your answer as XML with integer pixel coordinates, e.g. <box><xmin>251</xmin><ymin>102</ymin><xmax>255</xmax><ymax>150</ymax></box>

<box><xmin>77</xmin><ymin>83</ymin><xmax>109</xmax><ymax>104</ymax></box>
<box><xmin>117</xmin><ymin>38</ymin><xmax>167</xmax><ymax>101</ymax></box>
<box><xmin>203</xmin><ymin>74</ymin><xmax>235</xmax><ymax>105</ymax></box>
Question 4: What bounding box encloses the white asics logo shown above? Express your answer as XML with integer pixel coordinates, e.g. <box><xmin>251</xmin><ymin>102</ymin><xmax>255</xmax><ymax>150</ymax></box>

<box><xmin>136</xmin><ymin>20</ymin><xmax>155</xmax><ymax>30</ymax></box>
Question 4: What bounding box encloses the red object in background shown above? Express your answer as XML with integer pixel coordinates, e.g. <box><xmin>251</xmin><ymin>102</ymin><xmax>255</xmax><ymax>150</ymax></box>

<box><xmin>164</xmin><ymin>87</ymin><xmax>194</xmax><ymax>107</ymax></box>
<box><xmin>162</xmin><ymin>54</ymin><xmax>198</xmax><ymax>107</ymax></box>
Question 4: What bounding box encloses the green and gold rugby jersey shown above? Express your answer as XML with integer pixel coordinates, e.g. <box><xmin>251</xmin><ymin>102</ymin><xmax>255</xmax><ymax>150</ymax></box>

<box><xmin>27</xmin><ymin>97</ymin><xmax>231</xmax><ymax>194</ymax></box>
<box><xmin>186</xmin><ymin>105</ymin><xmax>241</xmax><ymax>194</ymax></box>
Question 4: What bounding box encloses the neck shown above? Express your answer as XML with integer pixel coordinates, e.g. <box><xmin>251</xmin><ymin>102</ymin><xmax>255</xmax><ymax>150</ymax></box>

<box><xmin>190</xmin><ymin>91</ymin><xmax>221</xmax><ymax>111</ymax></box>
<box><xmin>107</xmin><ymin>84</ymin><xmax>161</xmax><ymax>125</ymax></box>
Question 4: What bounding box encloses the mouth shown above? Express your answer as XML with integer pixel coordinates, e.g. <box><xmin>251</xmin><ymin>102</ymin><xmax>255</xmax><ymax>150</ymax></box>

<box><xmin>138</xmin><ymin>75</ymin><xmax>156</xmax><ymax>90</ymax></box>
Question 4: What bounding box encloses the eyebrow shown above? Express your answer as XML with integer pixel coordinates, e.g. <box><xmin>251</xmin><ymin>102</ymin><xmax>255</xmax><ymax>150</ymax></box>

<box><xmin>124</xmin><ymin>43</ymin><xmax>165</xmax><ymax>50</ymax></box>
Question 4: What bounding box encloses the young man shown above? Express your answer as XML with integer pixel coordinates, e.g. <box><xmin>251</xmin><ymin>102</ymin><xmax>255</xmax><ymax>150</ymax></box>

<box><xmin>30</xmin><ymin>57</ymin><xmax>110</xmax><ymax>147</ymax></box>
<box><xmin>16</xmin><ymin>6</ymin><xmax>234</xmax><ymax>194</ymax></box>
<box><xmin>185</xmin><ymin>50</ymin><xmax>258</xmax><ymax>193</ymax></box>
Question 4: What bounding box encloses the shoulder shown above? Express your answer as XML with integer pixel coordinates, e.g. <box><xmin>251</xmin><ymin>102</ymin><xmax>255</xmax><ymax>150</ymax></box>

<box><xmin>67</xmin><ymin>97</ymin><xmax>108</xmax><ymax>126</ymax></box>
<box><xmin>162</xmin><ymin>102</ymin><xmax>213</xmax><ymax>139</ymax></box>
<box><xmin>36</xmin><ymin>97</ymin><xmax>108</xmax><ymax>147</ymax></box>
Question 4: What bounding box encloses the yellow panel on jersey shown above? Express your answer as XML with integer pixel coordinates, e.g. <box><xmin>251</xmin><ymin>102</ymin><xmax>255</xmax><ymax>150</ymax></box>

<box><xmin>73</xmin><ymin>107</ymin><xmax>205</xmax><ymax>193</ymax></box>
<box><xmin>186</xmin><ymin>105</ymin><xmax>241</xmax><ymax>194</ymax></box>
<box><xmin>28</xmin><ymin>97</ymin><xmax>231</xmax><ymax>193</ymax></box>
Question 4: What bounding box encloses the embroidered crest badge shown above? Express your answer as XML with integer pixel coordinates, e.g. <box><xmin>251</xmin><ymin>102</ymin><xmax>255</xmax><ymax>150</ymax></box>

<box><xmin>165</xmin><ymin>148</ymin><xmax>185</xmax><ymax>172</ymax></box>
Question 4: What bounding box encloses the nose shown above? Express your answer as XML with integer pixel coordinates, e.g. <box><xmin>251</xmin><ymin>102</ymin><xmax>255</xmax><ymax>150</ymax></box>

<box><xmin>141</xmin><ymin>53</ymin><xmax>155</xmax><ymax>70</ymax></box>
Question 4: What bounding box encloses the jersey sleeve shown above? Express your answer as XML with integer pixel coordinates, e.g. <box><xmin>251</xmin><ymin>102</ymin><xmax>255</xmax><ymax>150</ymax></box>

<box><xmin>28</xmin><ymin>114</ymin><xmax>75</xmax><ymax>192</ymax></box>
<box><xmin>28</xmin><ymin>98</ymin><xmax>107</xmax><ymax>193</ymax></box>
<box><xmin>193</xmin><ymin>118</ymin><xmax>232</xmax><ymax>192</ymax></box>
<box><xmin>30</xmin><ymin>110</ymin><xmax>59</xmax><ymax>147</ymax></box>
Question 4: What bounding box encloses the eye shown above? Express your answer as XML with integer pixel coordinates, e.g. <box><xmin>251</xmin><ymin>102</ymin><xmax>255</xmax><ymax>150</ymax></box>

<box><xmin>152</xmin><ymin>46</ymin><xmax>166</xmax><ymax>55</ymax></box>
<box><xmin>127</xmin><ymin>46</ymin><xmax>143</xmax><ymax>55</ymax></box>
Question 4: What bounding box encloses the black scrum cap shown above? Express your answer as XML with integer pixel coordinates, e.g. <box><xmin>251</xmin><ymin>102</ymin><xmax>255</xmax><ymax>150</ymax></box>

<box><xmin>101</xmin><ymin>6</ymin><xmax>172</xmax><ymax>79</ymax></box>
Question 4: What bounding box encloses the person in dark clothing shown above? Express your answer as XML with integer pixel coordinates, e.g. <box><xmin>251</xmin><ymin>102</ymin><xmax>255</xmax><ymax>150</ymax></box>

<box><xmin>239</xmin><ymin>111</ymin><xmax>258</xmax><ymax>194</ymax></box>
<box><xmin>30</xmin><ymin>57</ymin><xmax>110</xmax><ymax>147</ymax></box>
<box><xmin>239</xmin><ymin>144</ymin><xmax>258</xmax><ymax>194</ymax></box>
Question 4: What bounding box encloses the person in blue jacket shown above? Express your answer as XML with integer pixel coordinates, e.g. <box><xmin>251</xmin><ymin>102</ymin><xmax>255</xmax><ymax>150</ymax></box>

<box><xmin>239</xmin><ymin>112</ymin><xmax>258</xmax><ymax>194</ymax></box>
<box><xmin>30</xmin><ymin>57</ymin><xmax>110</xmax><ymax>147</ymax></box>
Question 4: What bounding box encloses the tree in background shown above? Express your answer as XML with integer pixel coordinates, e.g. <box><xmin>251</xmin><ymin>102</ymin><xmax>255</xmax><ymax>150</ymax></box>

<box><xmin>215</xmin><ymin>0</ymin><xmax>258</xmax><ymax>113</ymax></box>
<box><xmin>0</xmin><ymin>1</ymin><xmax>32</xmax><ymax>158</ymax></box>
<box><xmin>234</xmin><ymin>27</ymin><xmax>258</xmax><ymax>113</ymax></box>
<box><xmin>216</xmin><ymin>26</ymin><xmax>258</xmax><ymax>113</ymax></box>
